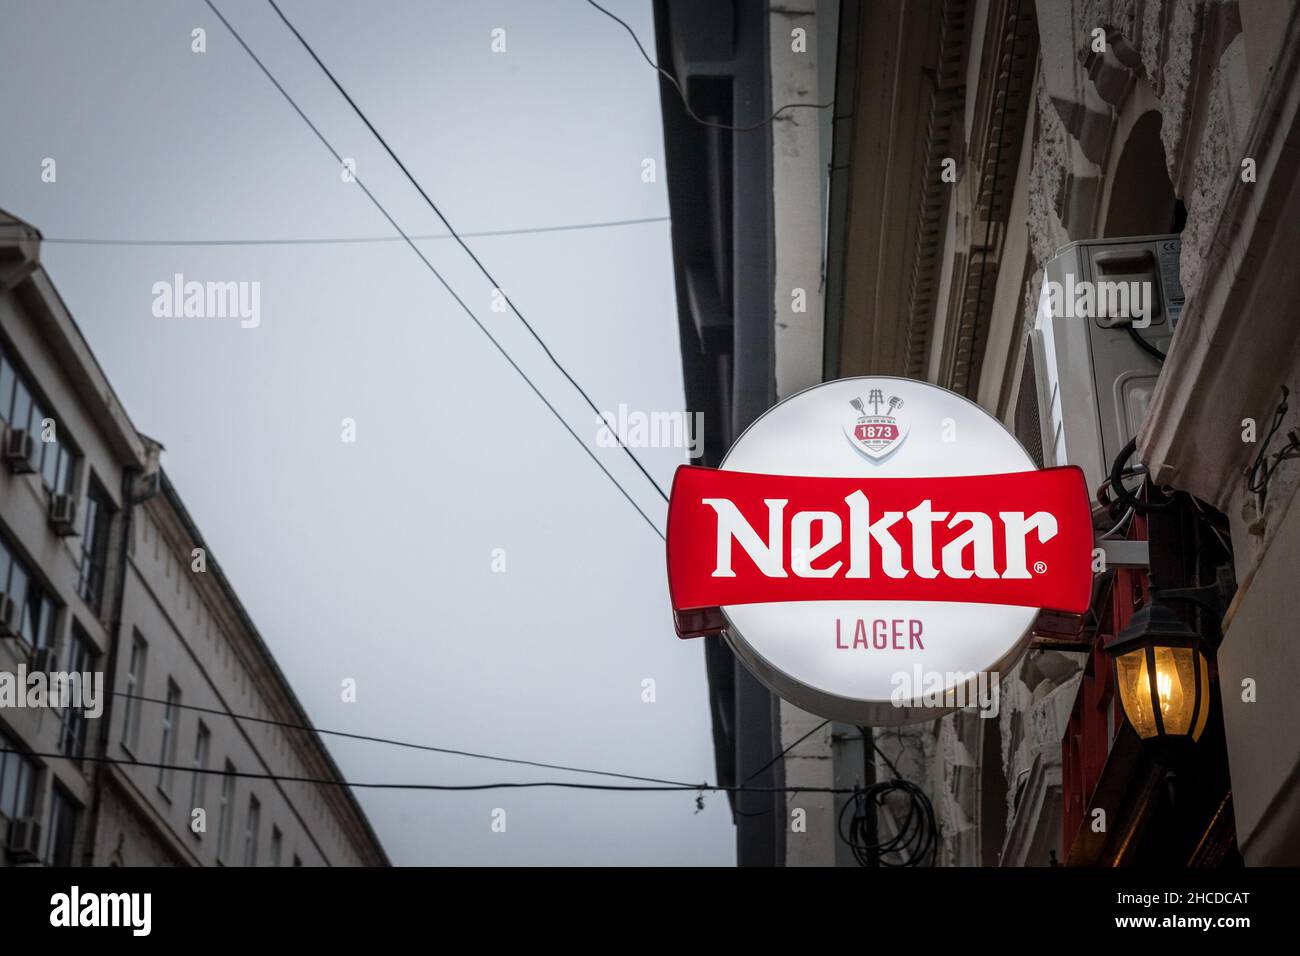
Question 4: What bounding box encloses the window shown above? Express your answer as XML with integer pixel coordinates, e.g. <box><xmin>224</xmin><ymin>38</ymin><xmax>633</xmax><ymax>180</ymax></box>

<box><xmin>121</xmin><ymin>633</ymin><xmax>147</xmax><ymax>753</ymax></box>
<box><xmin>0</xmin><ymin>341</ymin><xmax>77</xmax><ymax>492</ymax></box>
<box><xmin>33</xmin><ymin>403</ymin><xmax>75</xmax><ymax>495</ymax></box>
<box><xmin>77</xmin><ymin>483</ymin><xmax>111</xmax><ymax>614</ymax></box>
<box><xmin>10</xmin><ymin>378</ymin><xmax>31</xmax><ymax>437</ymax></box>
<box><xmin>43</xmin><ymin>787</ymin><xmax>77</xmax><ymax>866</ymax></box>
<box><xmin>217</xmin><ymin>761</ymin><xmax>235</xmax><ymax>862</ymax></box>
<box><xmin>37</xmin><ymin>426</ymin><xmax>75</xmax><ymax>496</ymax></box>
<box><xmin>8</xmin><ymin>559</ymin><xmax>28</xmax><ymax>633</ymax></box>
<box><xmin>0</xmin><ymin>728</ymin><xmax>37</xmax><ymax>821</ymax></box>
<box><xmin>56</xmin><ymin>624</ymin><xmax>95</xmax><ymax>759</ymax></box>
<box><xmin>243</xmin><ymin>795</ymin><xmax>261</xmax><ymax>866</ymax></box>
<box><xmin>0</xmin><ymin>356</ymin><xmax>13</xmax><ymax>426</ymax></box>
<box><xmin>157</xmin><ymin>680</ymin><xmax>181</xmax><ymax>794</ymax></box>
<box><xmin>270</xmin><ymin>825</ymin><xmax>283</xmax><ymax>866</ymax></box>
<box><xmin>189</xmin><ymin>722</ymin><xmax>210</xmax><ymax>815</ymax></box>
<box><xmin>0</xmin><ymin>535</ymin><xmax>58</xmax><ymax>650</ymax></box>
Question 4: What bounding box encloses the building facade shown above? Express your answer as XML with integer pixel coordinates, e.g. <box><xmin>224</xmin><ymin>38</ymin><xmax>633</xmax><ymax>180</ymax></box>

<box><xmin>0</xmin><ymin>208</ymin><xmax>387</xmax><ymax>866</ymax></box>
<box><xmin>659</xmin><ymin>0</ymin><xmax>1300</xmax><ymax>865</ymax></box>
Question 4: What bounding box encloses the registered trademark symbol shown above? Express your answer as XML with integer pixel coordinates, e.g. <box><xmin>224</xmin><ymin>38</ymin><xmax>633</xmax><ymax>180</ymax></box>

<box><xmin>1033</xmin><ymin>561</ymin><xmax>1047</xmax><ymax>574</ymax></box>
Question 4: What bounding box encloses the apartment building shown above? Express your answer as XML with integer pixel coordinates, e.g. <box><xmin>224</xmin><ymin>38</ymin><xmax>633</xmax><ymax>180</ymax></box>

<box><xmin>0</xmin><ymin>208</ymin><xmax>388</xmax><ymax>866</ymax></box>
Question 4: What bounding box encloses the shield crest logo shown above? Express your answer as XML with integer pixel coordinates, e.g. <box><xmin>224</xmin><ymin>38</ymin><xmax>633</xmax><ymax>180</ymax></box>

<box><xmin>844</xmin><ymin>389</ymin><xmax>907</xmax><ymax>461</ymax></box>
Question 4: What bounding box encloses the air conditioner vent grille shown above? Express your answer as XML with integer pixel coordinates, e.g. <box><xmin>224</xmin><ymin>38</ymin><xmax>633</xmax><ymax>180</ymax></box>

<box><xmin>1015</xmin><ymin>345</ymin><xmax>1045</xmax><ymax>469</ymax></box>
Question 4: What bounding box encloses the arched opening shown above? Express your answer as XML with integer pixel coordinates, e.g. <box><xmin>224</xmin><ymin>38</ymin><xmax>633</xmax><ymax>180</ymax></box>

<box><xmin>1103</xmin><ymin>111</ymin><xmax>1180</xmax><ymax>237</ymax></box>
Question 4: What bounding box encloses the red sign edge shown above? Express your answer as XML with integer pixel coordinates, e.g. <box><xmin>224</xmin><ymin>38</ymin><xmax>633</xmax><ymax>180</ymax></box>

<box><xmin>665</xmin><ymin>464</ymin><xmax>1096</xmax><ymax>639</ymax></box>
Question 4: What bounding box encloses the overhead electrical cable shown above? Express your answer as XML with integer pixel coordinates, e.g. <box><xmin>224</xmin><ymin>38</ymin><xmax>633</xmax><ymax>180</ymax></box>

<box><xmin>728</xmin><ymin>719</ymin><xmax>830</xmax><ymax>818</ymax></box>
<box><xmin>38</xmin><ymin>214</ymin><xmax>669</xmax><ymax>247</ymax></box>
<box><xmin>113</xmin><ymin>690</ymin><xmax>698</xmax><ymax>788</ymax></box>
<box><xmin>741</xmin><ymin>719</ymin><xmax>829</xmax><ymax>785</ymax></box>
<box><xmin>264</xmin><ymin>0</ymin><xmax>670</xmax><ymax>506</ymax></box>
<box><xmin>202</xmin><ymin>0</ymin><xmax>664</xmax><ymax>540</ymax></box>
<box><xmin>0</xmin><ymin>748</ymin><xmax>854</xmax><ymax>795</ymax></box>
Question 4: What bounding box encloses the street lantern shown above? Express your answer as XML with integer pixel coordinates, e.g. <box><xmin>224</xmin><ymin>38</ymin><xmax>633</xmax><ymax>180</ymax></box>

<box><xmin>1106</xmin><ymin>600</ymin><xmax>1212</xmax><ymax>742</ymax></box>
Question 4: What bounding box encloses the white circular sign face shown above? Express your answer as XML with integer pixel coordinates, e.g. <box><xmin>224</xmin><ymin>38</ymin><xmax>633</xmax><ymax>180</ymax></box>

<box><xmin>718</xmin><ymin>377</ymin><xmax>1038</xmax><ymax>724</ymax></box>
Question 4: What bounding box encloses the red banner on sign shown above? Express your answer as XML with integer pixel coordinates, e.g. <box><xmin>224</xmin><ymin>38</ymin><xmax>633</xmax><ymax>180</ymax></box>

<box><xmin>666</xmin><ymin>465</ymin><xmax>1094</xmax><ymax>637</ymax></box>
<box><xmin>855</xmin><ymin>423</ymin><xmax>899</xmax><ymax>442</ymax></box>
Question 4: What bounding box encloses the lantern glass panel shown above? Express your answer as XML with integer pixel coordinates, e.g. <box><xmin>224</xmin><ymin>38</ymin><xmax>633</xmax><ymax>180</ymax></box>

<box><xmin>1115</xmin><ymin>648</ymin><xmax>1158</xmax><ymax>738</ymax></box>
<box><xmin>1191</xmin><ymin>651</ymin><xmax>1210</xmax><ymax>742</ymax></box>
<box><xmin>1152</xmin><ymin>645</ymin><xmax>1197</xmax><ymax>735</ymax></box>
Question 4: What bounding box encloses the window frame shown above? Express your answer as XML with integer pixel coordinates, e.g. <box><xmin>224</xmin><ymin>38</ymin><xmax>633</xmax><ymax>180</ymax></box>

<box><xmin>77</xmin><ymin>480</ymin><xmax>112</xmax><ymax>614</ymax></box>
<box><xmin>243</xmin><ymin>794</ymin><xmax>261</xmax><ymax>866</ymax></box>
<box><xmin>56</xmin><ymin>623</ymin><xmax>95</xmax><ymax>760</ymax></box>
<box><xmin>216</xmin><ymin>760</ymin><xmax>236</xmax><ymax>863</ymax></box>
<box><xmin>0</xmin><ymin>338</ymin><xmax>80</xmax><ymax>492</ymax></box>
<box><xmin>189</xmin><ymin>720</ymin><xmax>210</xmax><ymax>826</ymax></box>
<box><xmin>0</xmin><ymin>728</ymin><xmax>37</xmax><ymax>822</ymax></box>
<box><xmin>0</xmin><ymin>533</ymin><xmax>59</xmax><ymax>652</ymax></box>
<box><xmin>42</xmin><ymin>785</ymin><xmax>77</xmax><ymax>866</ymax></box>
<box><xmin>121</xmin><ymin>632</ymin><xmax>147</xmax><ymax>755</ymax></box>
<box><xmin>156</xmin><ymin>679</ymin><xmax>181</xmax><ymax>796</ymax></box>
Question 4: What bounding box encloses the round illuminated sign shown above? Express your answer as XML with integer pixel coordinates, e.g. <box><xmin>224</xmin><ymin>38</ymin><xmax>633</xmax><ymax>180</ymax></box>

<box><xmin>666</xmin><ymin>377</ymin><xmax>1093</xmax><ymax>724</ymax></box>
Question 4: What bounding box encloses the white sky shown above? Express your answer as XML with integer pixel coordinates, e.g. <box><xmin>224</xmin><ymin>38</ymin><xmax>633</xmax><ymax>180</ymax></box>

<box><xmin>0</xmin><ymin>0</ymin><xmax>734</xmax><ymax>864</ymax></box>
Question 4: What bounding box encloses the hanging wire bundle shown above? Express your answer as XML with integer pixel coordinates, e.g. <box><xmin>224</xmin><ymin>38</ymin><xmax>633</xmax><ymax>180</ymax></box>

<box><xmin>837</xmin><ymin>778</ymin><xmax>938</xmax><ymax>867</ymax></box>
<box><xmin>1247</xmin><ymin>385</ymin><xmax>1300</xmax><ymax>511</ymax></box>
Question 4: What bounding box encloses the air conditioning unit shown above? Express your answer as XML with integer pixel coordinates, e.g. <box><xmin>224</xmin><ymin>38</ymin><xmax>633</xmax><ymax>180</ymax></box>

<box><xmin>5</xmin><ymin>817</ymin><xmax>41</xmax><ymax>863</ymax></box>
<box><xmin>4</xmin><ymin>428</ymin><xmax>35</xmax><ymax>474</ymax></box>
<box><xmin>29</xmin><ymin>646</ymin><xmax>58</xmax><ymax>673</ymax></box>
<box><xmin>48</xmin><ymin>493</ymin><xmax>78</xmax><ymax>536</ymax></box>
<box><xmin>0</xmin><ymin>592</ymin><xmax>16</xmax><ymax>638</ymax></box>
<box><xmin>1017</xmin><ymin>235</ymin><xmax>1184</xmax><ymax>500</ymax></box>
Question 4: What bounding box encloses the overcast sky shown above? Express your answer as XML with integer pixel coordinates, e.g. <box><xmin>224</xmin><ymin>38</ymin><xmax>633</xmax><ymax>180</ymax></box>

<box><xmin>0</xmin><ymin>0</ymin><xmax>733</xmax><ymax>865</ymax></box>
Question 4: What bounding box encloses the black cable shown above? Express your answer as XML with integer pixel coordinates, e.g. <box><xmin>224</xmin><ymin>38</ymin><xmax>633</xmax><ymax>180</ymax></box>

<box><xmin>836</xmin><ymin>779</ymin><xmax>937</xmax><ymax>867</ymax></box>
<box><xmin>113</xmin><ymin>691</ymin><xmax>696</xmax><ymax>788</ymax></box>
<box><xmin>1189</xmin><ymin>496</ymin><xmax>1233</xmax><ymax>559</ymax></box>
<box><xmin>1126</xmin><ymin>323</ymin><xmax>1167</xmax><ymax>362</ymax></box>
<box><xmin>1110</xmin><ymin>436</ymin><xmax>1176</xmax><ymax>513</ymax></box>
<box><xmin>1083</xmin><ymin>567</ymin><xmax>1118</xmax><ymax>638</ymax></box>
<box><xmin>1098</xmin><ymin>505</ymin><xmax>1134</xmax><ymax>539</ymax></box>
<box><xmin>741</xmin><ymin>719</ymin><xmax>829</xmax><ymax>785</ymax></box>
<box><xmin>732</xmin><ymin>796</ymin><xmax>797</xmax><ymax>818</ymax></box>
<box><xmin>583</xmin><ymin>0</ymin><xmax>833</xmax><ymax>133</ymax></box>
<box><xmin>202</xmin><ymin>0</ymin><xmax>665</xmax><ymax>540</ymax></box>
<box><xmin>0</xmin><ymin>748</ymin><xmax>853</xmax><ymax>795</ymax></box>
<box><xmin>825</xmin><ymin>731</ymin><xmax>936</xmax><ymax>866</ymax></box>
<box><xmin>263</xmin><ymin>0</ymin><xmax>670</xmax><ymax>507</ymax></box>
<box><xmin>867</xmin><ymin>733</ymin><xmax>904</xmax><ymax>781</ymax></box>
<box><xmin>1246</xmin><ymin>385</ymin><xmax>1299</xmax><ymax>511</ymax></box>
<box><xmin>1094</xmin><ymin>466</ymin><xmax>1145</xmax><ymax>510</ymax></box>
<box><xmin>38</xmin><ymin>215</ymin><xmax>670</xmax><ymax>247</ymax></box>
<box><xmin>726</xmin><ymin>721</ymin><xmax>831</xmax><ymax>818</ymax></box>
